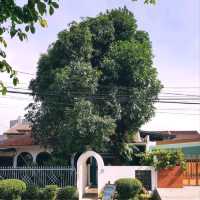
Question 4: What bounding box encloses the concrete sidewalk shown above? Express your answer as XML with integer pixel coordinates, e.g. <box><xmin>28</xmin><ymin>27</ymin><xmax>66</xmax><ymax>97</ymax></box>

<box><xmin>157</xmin><ymin>187</ymin><xmax>200</xmax><ymax>200</ymax></box>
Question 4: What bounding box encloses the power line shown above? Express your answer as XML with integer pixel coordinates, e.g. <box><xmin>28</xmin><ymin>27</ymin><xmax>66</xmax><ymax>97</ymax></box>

<box><xmin>157</xmin><ymin>108</ymin><xmax>200</xmax><ymax>111</ymax></box>
<box><xmin>163</xmin><ymin>87</ymin><xmax>200</xmax><ymax>89</ymax></box>
<box><xmin>6</xmin><ymin>86</ymin><xmax>200</xmax><ymax>97</ymax></box>
<box><xmin>16</xmin><ymin>71</ymin><xmax>35</xmax><ymax>76</ymax></box>
<box><xmin>157</xmin><ymin>98</ymin><xmax>200</xmax><ymax>100</ymax></box>
<box><xmin>154</xmin><ymin>101</ymin><xmax>200</xmax><ymax>105</ymax></box>
<box><xmin>7</xmin><ymin>86</ymin><xmax>30</xmax><ymax>91</ymax></box>
<box><xmin>160</xmin><ymin>92</ymin><xmax>200</xmax><ymax>98</ymax></box>
<box><xmin>3</xmin><ymin>90</ymin><xmax>200</xmax><ymax>105</ymax></box>
<box><xmin>157</xmin><ymin>112</ymin><xmax>200</xmax><ymax>116</ymax></box>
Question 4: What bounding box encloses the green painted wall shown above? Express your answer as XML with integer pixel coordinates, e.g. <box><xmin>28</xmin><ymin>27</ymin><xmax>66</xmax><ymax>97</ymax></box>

<box><xmin>150</xmin><ymin>142</ymin><xmax>200</xmax><ymax>158</ymax></box>
<box><xmin>182</xmin><ymin>146</ymin><xmax>200</xmax><ymax>157</ymax></box>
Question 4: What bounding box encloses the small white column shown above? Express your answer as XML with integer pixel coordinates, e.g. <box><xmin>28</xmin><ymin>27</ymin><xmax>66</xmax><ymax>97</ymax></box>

<box><xmin>13</xmin><ymin>155</ymin><xmax>18</xmax><ymax>167</ymax></box>
<box><xmin>32</xmin><ymin>152</ymin><xmax>37</xmax><ymax>164</ymax></box>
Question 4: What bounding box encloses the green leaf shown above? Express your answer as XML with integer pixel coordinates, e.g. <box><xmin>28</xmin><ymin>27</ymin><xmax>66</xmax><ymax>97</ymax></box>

<box><xmin>144</xmin><ymin>0</ymin><xmax>156</xmax><ymax>4</ymax></box>
<box><xmin>30</xmin><ymin>25</ymin><xmax>36</xmax><ymax>33</ymax></box>
<box><xmin>17</xmin><ymin>32</ymin><xmax>27</xmax><ymax>41</ymax></box>
<box><xmin>0</xmin><ymin>28</ymin><xmax>4</xmax><ymax>35</ymax></box>
<box><xmin>13</xmin><ymin>77</ymin><xmax>19</xmax><ymax>86</ymax></box>
<box><xmin>0</xmin><ymin>82</ymin><xmax>7</xmax><ymax>95</ymax></box>
<box><xmin>25</xmin><ymin>25</ymin><xmax>29</xmax><ymax>32</ymax></box>
<box><xmin>0</xmin><ymin>50</ymin><xmax>6</xmax><ymax>58</ymax></box>
<box><xmin>51</xmin><ymin>2</ymin><xmax>59</xmax><ymax>8</ymax></box>
<box><xmin>37</xmin><ymin>1</ymin><xmax>46</xmax><ymax>15</ymax></box>
<box><xmin>2</xmin><ymin>86</ymin><xmax>7</xmax><ymax>95</ymax></box>
<box><xmin>10</xmin><ymin>29</ymin><xmax>17</xmax><ymax>38</ymax></box>
<box><xmin>5</xmin><ymin>66</ymin><xmax>11</xmax><ymax>73</ymax></box>
<box><xmin>39</xmin><ymin>19</ymin><xmax>48</xmax><ymax>28</ymax></box>
<box><xmin>49</xmin><ymin>6</ymin><xmax>54</xmax><ymax>15</ymax></box>
<box><xmin>18</xmin><ymin>33</ymin><xmax>23</xmax><ymax>41</ymax></box>
<box><xmin>0</xmin><ymin>37</ymin><xmax>7</xmax><ymax>47</ymax></box>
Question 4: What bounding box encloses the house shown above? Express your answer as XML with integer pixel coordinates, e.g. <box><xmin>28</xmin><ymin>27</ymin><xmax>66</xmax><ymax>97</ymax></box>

<box><xmin>0</xmin><ymin>117</ymin><xmax>51</xmax><ymax>167</ymax></box>
<box><xmin>142</xmin><ymin>130</ymin><xmax>200</xmax><ymax>159</ymax></box>
<box><xmin>0</xmin><ymin>117</ymin><xmax>155</xmax><ymax>167</ymax></box>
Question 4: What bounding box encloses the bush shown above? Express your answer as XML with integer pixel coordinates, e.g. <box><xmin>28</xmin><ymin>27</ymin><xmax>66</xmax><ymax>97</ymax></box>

<box><xmin>138</xmin><ymin>149</ymin><xmax>186</xmax><ymax>170</ymax></box>
<box><xmin>56</xmin><ymin>186</ymin><xmax>78</xmax><ymax>200</ymax></box>
<box><xmin>139</xmin><ymin>193</ymin><xmax>152</xmax><ymax>200</ymax></box>
<box><xmin>115</xmin><ymin>178</ymin><xmax>143</xmax><ymax>200</ymax></box>
<box><xmin>39</xmin><ymin>185</ymin><xmax>58</xmax><ymax>200</ymax></box>
<box><xmin>0</xmin><ymin>179</ymin><xmax>26</xmax><ymax>200</ymax></box>
<box><xmin>151</xmin><ymin>190</ymin><xmax>161</xmax><ymax>200</ymax></box>
<box><xmin>21</xmin><ymin>185</ymin><xmax>40</xmax><ymax>200</ymax></box>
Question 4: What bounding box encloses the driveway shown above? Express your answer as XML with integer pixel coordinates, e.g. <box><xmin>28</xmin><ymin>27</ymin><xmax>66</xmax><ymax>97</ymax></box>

<box><xmin>157</xmin><ymin>187</ymin><xmax>200</xmax><ymax>200</ymax></box>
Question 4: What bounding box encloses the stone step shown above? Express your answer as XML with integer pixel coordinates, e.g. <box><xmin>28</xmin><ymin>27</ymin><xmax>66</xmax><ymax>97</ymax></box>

<box><xmin>82</xmin><ymin>194</ymin><xmax>98</xmax><ymax>200</ymax></box>
<box><xmin>82</xmin><ymin>187</ymin><xmax>98</xmax><ymax>200</ymax></box>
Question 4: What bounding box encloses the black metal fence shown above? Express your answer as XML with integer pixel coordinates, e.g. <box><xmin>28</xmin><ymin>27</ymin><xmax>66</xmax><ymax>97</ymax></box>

<box><xmin>0</xmin><ymin>166</ymin><xmax>76</xmax><ymax>187</ymax></box>
<box><xmin>135</xmin><ymin>170</ymin><xmax>152</xmax><ymax>190</ymax></box>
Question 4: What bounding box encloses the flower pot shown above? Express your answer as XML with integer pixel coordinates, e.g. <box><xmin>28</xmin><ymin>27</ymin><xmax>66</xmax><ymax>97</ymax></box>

<box><xmin>158</xmin><ymin>166</ymin><xmax>183</xmax><ymax>188</ymax></box>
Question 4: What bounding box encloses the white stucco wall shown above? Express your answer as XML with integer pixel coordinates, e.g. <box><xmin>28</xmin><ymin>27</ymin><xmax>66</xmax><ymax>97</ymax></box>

<box><xmin>77</xmin><ymin>151</ymin><xmax>157</xmax><ymax>200</ymax></box>
<box><xmin>13</xmin><ymin>145</ymin><xmax>51</xmax><ymax>167</ymax></box>
<box><xmin>99</xmin><ymin>166</ymin><xmax>157</xmax><ymax>192</ymax></box>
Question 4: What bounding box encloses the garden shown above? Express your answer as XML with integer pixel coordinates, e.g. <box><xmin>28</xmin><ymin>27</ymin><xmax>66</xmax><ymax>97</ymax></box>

<box><xmin>0</xmin><ymin>178</ymin><xmax>155</xmax><ymax>200</ymax></box>
<box><xmin>0</xmin><ymin>179</ymin><xmax>78</xmax><ymax>200</ymax></box>
<box><xmin>114</xmin><ymin>178</ymin><xmax>154</xmax><ymax>200</ymax></box>
<box><xmin>0</xmin><ymin>149</ymin><xmax>186</xmax><ymax>200</ymax></box>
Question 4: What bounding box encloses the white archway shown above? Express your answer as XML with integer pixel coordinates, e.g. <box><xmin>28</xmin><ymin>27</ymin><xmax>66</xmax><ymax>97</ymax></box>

<box><xmin>77</xmin><ymin>151</ymin><xmax>104</xmax><ymax>199</ymax></box>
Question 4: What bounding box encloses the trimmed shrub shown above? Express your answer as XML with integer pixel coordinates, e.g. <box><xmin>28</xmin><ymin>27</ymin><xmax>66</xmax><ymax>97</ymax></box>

<box><xmin>151</xmin><ymin>190</ymin><xmax>161</xmax><ymax>200</ymax></box>
<box><xmin>0</xmin><ymin>179</ymin><xmax>26</xmax><ymax>200</ymax></box>
<box><xmin>139</xmin><ymin>193</ymin><xmax>152</xmax><ymax>200</ymax></box>
<box><xmin>21</xmin><ymin>185</ymin><xmax>40</xmax><ymax>200</ymax></box>
<box><xmin>56</xmin><ymin>186</ymin><xmax>78</xmax><ymax>200</ymax></box>
<box><xmin>115</xmin><ymin>178</ymin><xmax>143</xmax><ymax>200</ymax></box>
<box><xmin>39</xmin><ymin>185</ymin><xmax>58</xmax><ymax>200</ymax></box>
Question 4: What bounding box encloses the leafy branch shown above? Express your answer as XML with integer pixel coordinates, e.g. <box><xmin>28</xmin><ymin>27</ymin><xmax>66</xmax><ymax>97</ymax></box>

<box><xmin>0</xmin><ymin>0</ymin><xmax>59</xmax><ymax>94</ymax></box>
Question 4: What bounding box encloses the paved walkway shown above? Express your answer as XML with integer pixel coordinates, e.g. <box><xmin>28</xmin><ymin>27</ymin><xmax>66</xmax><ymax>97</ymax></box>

<box><xmin>157</xmin><ymin>187</ymin><xmax>200</xmax><ymax>200</ymax></box>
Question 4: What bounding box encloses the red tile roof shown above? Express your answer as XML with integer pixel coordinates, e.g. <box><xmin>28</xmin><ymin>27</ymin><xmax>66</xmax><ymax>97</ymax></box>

<box><xmin>0</xmin><ymin>135</ymin><xmax>34</xmax><ymax>147</ymax></box>
<box><xmin>158</xmin><ymin>130</ymin><xmax>200</xmax><ymax>140</ymax></box>
<box><xmin>0</xmin><ymin>123</ymin><xmax>34</xmax><ymax>147</ymax></box>
<box><xmin>156</xmin><ymin>130</ymin><xmax>200</xmax><ymax>145</ymax></box>
<box><xmin>4</xmin><ymin>123</ymin><xmax>31</xmax><ymax>135</ymax></box>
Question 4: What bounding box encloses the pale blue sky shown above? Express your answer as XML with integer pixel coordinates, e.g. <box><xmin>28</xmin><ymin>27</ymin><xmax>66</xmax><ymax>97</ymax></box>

<box><xmin>0</xmin><ymin>0</ymin><xmax>200</xmax><ymax>133</ymax></box>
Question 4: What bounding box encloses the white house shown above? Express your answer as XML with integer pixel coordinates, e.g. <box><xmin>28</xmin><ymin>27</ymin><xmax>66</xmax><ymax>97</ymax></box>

<box><xmin>0</xmin><ymin>117</ymin><xmax>51</xmax><ymax>167</ymax></box>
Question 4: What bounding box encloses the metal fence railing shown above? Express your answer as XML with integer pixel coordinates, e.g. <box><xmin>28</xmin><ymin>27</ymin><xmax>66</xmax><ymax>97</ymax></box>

<box><xmin>0</xmin><ymin>166</ymin><xmax>76</xmax><ymax>187</ymax></box>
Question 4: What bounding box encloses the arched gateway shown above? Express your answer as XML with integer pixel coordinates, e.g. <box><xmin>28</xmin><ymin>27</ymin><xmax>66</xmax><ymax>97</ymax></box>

<box><xmin>77</xmin><ymin>150</ymin><xmax>156</xmax><ymax>199</ymax></box>
<box><xmin>77</xmin><ymin>151</ymin><xmax>104</xmax><ymax>199</ymax></box>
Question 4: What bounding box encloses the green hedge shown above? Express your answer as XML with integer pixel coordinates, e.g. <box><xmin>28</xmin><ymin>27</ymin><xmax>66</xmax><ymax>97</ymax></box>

<box><xmin>56</xmin><ymin>186</ymin><xmax>78</xmax><ymax>200</ymax></box>
<box><xmin>115</xmin><ymin>178</ymin><xmax>143</xmax><ymax>200</ymax></box>
<box><xmin>0</xmin><ymin>179</ymin><xmax>78</xmax><ymax>200</ymax></box>
<box><xmin>0</xmin><ymin>179</ymin><xmax>26</xmax><ymax>200</ymax></box>
<box><xmin>39</xmin><ymin>185</ymin><xmax>58</xmax><ymax>200</ymax></box>
<box><xmin>21</xmin><ymin>185</ymin><xmax>40</xmax><ymax>200</ymax></box>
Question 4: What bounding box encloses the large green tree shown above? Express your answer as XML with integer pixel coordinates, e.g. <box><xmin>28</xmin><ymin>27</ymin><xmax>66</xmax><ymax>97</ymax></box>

<box><xmin>27</xmin><ymin>7</ymin><xmax>162</xmax><ymax>161</ymax></box>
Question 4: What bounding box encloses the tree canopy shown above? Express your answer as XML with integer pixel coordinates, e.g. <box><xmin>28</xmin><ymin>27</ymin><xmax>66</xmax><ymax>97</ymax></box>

<box><xmin>27</xmin><ymin>7</ymin><xmax>162</xmax><ymax>161</ymax></box>
<box><xmin>0</xmin><ymin>0</ymin><xmax>156</xmax><ymax>95</ymax></box>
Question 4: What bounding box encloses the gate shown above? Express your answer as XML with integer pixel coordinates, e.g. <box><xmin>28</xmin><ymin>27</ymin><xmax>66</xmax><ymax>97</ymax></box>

<box><xmin>183</xmin><ymin>159</ymin><xmax>200</xmax><ymax>186</ymax></box>
<box><xmin>0</xmin><ymin>166</ymin><xmax>76</xmax><ymax>187</ymax></box>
